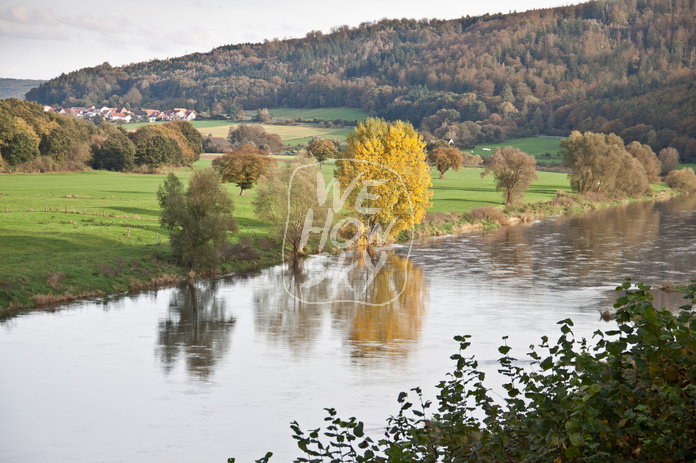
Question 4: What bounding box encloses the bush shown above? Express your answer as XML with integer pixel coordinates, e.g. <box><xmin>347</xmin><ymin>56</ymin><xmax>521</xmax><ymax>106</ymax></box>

<box><xmin>236</xmin><ymin>280</ymin><xmax>696</xmax><ymax>462</ymax></box>
<box><xmin>466</xmin><ymin>206</ymin><xmax>509</xmax><ymax>225</ymax></box>
<box><xmin>665</xmin><ymin>168</ymin><xmax>696</xmax><ymax>193</ymax></box>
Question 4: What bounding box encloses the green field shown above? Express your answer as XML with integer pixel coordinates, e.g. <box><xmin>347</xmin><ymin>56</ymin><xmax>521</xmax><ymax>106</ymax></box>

<box><xmin>468</xmin><ymin>136</ymin><xmax>564</xmax><ymax>163</ymax></box>
<box><xmin>267</xmin><ymin>107</ymin><xmax>367</xmax><ymax>121</ymax></box>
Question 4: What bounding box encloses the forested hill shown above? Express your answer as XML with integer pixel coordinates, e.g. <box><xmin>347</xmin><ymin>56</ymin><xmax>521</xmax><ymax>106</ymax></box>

<box><xmin>25</xmin><ymin>0</ymin><xmax>696</xmax><ymax>157</ymax></box>
<box><xmin>0</xmin><ymin>78</ymin><xmax>46</xmax><ymax>100</ymax></box>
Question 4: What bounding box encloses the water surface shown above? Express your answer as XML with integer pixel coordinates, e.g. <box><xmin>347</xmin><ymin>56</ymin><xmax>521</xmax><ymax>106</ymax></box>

<box><xmin>1</xmin><ymin>195</ymin><xmax>695</xmax><ymax>462</ymax></box>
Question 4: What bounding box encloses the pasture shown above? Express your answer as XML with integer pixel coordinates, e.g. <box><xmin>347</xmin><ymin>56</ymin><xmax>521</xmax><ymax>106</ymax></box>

<box><xmin>469</xmin><ymin>136</ymin><xmax>564</xmax><ymax>163</ymax></box>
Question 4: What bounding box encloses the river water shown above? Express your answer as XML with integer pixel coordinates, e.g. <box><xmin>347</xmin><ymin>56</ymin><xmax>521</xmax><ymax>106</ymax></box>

<box><xmin>1</xmin><ymin>195</ymin><xmax>695</xmax><ymax>462</ymax></box>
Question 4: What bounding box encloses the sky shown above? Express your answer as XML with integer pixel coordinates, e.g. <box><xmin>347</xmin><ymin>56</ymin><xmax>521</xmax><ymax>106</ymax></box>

<box><xmin>0</xmin><ymin>0</ymin><xmax>586</xmax><ymax>80</ymax></box>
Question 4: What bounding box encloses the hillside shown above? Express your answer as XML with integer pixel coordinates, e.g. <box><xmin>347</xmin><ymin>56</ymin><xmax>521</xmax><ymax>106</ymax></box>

<box><xmin>0</xmin><ymin>78</ymin><xmax>46</xmax><ymax>100</ymax></box>
<box><xmin>25</xmin><ymin>0</ymin><xmax>696</xmax><ymax>159</ymax></box>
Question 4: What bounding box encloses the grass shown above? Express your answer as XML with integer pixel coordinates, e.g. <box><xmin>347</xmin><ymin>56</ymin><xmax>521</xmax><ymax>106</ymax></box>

<box><xmin>267</xmin><ymin>107</ymin><xmax>367</xmax><ymax>121</ymax></box>
<box><xmin>428</xmin><ymin>166</ymin><xmax>572</xmax><ymax>214</ymax></box>
<box><xmin>468</xmin><ymin>136</ymin><xmax>564</xmax><ymax>163</ymax></box>
<box><xmin>124</xmin><ymin>121</ymin><xmax>354</xmax><ymax>147</ymax></box>
<box><xmin>0</xmin><ymin>162</ymin><xmax>276</xmax><ymax>314</ymax></box>
<box><xmin>4</xmin><ymin>153</ymin><xmax>671</xmax><ymax>316</ymax></box>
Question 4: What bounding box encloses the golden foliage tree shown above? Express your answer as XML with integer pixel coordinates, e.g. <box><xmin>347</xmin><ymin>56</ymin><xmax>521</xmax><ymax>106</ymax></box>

<box><xmin>428</xmin><ymin>146</ymin><xmax>463</xmax><ymax>179</ymax></box>
<box><xmin>212</xmin><ymin>145</ymin><xmax>274</xmax><ymax>195</ymax></box>
<box><xmin>335</xmin><ymin>117</ymin><xmax>432</xmax><ymax>246</ymax></box>
<box><xmin>481</xmin><ymin>146</ymin><xmax>538</xmax><ymax>205</ymax></box>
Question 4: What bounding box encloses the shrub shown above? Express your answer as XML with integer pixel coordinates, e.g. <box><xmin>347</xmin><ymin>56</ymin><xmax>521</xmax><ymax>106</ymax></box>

<box><xmin>466</xmin><ymin>206</ymin><xmax>509</xmax><ymax>225</ymax></box>
<box><xmin>236</xmin><ymin>280</ymin><xmax>696</xmax><ymax>462</ymax></box>
<box><xmin>665</xmin><ymin>168</ymin><xmax>696</xmax><ymax>193</ymax></box>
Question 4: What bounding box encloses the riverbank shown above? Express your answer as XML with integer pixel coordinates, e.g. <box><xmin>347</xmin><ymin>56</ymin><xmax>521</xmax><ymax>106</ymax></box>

<box><xmin>409</xmin><ymin>188</ymin><xmax>678</xmax><ymax>241</ymax></box>
<box><xmin>0</xmin><ymin>166</ymin><xmax>680</xmax><ymax>319</ymax></box>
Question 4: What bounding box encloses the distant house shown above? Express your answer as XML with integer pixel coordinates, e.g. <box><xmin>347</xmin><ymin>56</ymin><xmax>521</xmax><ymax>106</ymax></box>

<box><xmin>111</xmin><ymin>112</ymin><xmax>132</xmax><ymax>123</ymax></box>
<box><xmin>158</xmin><ymin>108</ymin><xmax>196</xmax><ymax>122</ymax></box>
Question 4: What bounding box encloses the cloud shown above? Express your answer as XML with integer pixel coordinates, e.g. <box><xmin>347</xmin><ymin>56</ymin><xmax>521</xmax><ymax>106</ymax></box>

<box><xmin>0</xmin><ymin>4</ymin><xmax>67</xmax><ymax>40</ymax></box>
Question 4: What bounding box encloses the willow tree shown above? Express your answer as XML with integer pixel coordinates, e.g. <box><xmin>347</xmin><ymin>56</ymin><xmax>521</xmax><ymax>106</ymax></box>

<box><xmin>561</xmin><ymin>131</ymin><xmax>625</xmax><ymax>195</ymax></box>
<box><xmin>335</xmin><ymin>117</ymin><xmax>432</xmax><ymax>246</ymax></box>
<box><xmin>253</xmin><ymin>158</ymin><xmax>331</xmax><ymax>261</ymax></box>
<box><xmin>481</xmin><ymin>146</ymin><xmax>537</xmax><ymax>205</ymax></box>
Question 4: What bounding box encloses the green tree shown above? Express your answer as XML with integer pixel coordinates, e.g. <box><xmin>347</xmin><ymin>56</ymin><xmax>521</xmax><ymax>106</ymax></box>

<box><xmin>157</xmin><ymin>168</ymin><xmax>237</xmax><ymax>269</ymax></box>
<box><xmin>134</xmin><ymin>132</ymin><xmax>181</xmax><ymax>170</ymax></box>
<box><xmin>307</xmin><ymin>138</ymin><xmax>338</xmax><ymax>163</ymax></box>
<box><xmin>212</xmin><ymin>145</ymin><xmax>274</xmax><ymax>195</ymax></box>
<box><xmin>0</xmin><ymin>117</ymin><xmax>40</xmax><ymax>167</ymax></box>
<box><xmin>39</xmin><ymin>126</ymin><xmax>73</xmax><ymax>164</ymax></box>
<box><xmin>165</xmin><ymin>121</ymin><xmax>203</xmax><ymax>162</ymax></box>
<box><xmin>482</xmin><ymin>146</ymin><xmax>538</xmax><ymax>205</ymax></box>
<box><xmin>428</xmin><ymin>146</ymin><xmax>464</xmax><ymax>179</ymax></box>
<box><xmin>93</xmin><ymin>129</ymin><xmax>136</xmax><ymax>171</ymax></box>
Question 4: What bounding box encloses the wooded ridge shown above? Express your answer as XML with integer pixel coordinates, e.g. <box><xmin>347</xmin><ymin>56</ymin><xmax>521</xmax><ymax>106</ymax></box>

<box><xmin>25</xmin><ymin>0</ymin><xmax>696</xmax><ymax>158</ymax></box>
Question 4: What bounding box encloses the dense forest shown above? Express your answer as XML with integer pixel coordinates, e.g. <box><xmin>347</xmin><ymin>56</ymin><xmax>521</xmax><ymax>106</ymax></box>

<box><xmin>0</xmin><ymin>79</ymin><xmax>46</xmax><ymax>100</ymax></box>
<box><xmin>25</xmin><ymin>0</ymin><xmax>696</xmax><ymax>159</ymax></box>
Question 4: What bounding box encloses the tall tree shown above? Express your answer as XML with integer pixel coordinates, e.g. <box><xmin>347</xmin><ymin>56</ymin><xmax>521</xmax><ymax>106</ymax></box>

<box><xmin>253</xmin><ymin>158</ymin><xmax>331</xmax><ymax>261</ymax></box>
<box><xmin>658</xmin><ymin>147</ymin><xmax>680</xmax><ymax>175</ymax></box>
<box><xmin>481</xmin><ymin>146</ymin><xmax>538</xmax><ymax>205</ymax></box>
<box><xmin>561</xmin><ymin>131</ymin><xmax>625</xmax><ymax>195</ymax></box>
<box><xmin>625</xmin><ymin>141</ymin><xmax>661</xmax><ymax>184</ymax></box>
<box><xmin>157</xmin><ymin>168</ymin><xmax>237</xmax><ymax>269</ymax></box>
<box><xmin>335</xmin><ymin>117</ymin><xmax>432</xmax><ymax>246</ymax></box>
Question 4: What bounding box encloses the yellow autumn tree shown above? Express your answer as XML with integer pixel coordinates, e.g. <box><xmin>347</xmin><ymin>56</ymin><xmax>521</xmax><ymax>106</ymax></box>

<box><xmin>335</xmin><ymin>117</ymin><xmax>432</xmax><ymax>246</ymax></box>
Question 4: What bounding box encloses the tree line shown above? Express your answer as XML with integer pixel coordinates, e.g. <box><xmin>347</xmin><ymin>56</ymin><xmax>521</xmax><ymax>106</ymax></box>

<box><xmin>25</xmin><ymin>0</ymin><xmax>696</xmax><ymax>160</ymax></box>
<box><xmin>0</xmin><ymin>99</ymin><xmax>202</xmax><ymax>173</ymax></box>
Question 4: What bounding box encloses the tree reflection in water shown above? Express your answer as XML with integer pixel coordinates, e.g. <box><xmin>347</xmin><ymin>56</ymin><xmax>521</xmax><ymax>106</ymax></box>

<box><xmin>254</xmin><ymin>251</ymin><xmax>427</xmax><ymax>360</ymax></box>
<box><xmin>156</xmin><ymin>280</ymin><xmax>236</xmax><ymax>380</ymax></box>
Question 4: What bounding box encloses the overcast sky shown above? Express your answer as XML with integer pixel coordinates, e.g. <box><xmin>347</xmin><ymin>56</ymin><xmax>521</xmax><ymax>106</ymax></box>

<box><xmin>0</xmin><ymin>0</ymin><xmax>586</xmax><ymax>80</ymax></box>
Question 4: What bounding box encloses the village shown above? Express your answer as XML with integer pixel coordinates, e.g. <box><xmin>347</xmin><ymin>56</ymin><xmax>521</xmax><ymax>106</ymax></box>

<box><xmin>41</xmin><ymin>105</ymin><xmax>197</xmax><ymax>123</ymax></box>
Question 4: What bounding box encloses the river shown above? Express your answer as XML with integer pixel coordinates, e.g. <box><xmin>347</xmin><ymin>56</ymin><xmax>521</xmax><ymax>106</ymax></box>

<box><xmin>1</xmin><ymin>195</ymin><xmax>695</xmax><ymax>462</ymax></box>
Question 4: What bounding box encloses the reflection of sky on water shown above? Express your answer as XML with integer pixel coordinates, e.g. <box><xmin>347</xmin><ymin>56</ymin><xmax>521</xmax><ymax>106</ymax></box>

<box><xmin>0</xmin><ymin>195</ymin><xmax>694</xmax><ymax>462</ymax></box>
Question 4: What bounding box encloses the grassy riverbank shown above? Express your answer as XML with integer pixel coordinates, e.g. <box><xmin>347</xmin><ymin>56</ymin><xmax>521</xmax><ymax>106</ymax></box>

<box><xmin>0</xmin><ymin>161</ymin><xmax>675</xmax><ymax>318</ymax></box>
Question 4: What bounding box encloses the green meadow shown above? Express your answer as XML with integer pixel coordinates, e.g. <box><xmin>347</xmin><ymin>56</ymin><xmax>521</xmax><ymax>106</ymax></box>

<box><xmin>0</xmin><ymin>157</ymin><xmax>574</xmax><ymax>314</ymax></box>
<box><xmin>468</xmin><ymin>136</ymin><xmax>564</xmax><ymax>163</ymax></box>
<box><xmin>267</xmin><ymin>107</ymin><xmax>368</xmax><ymax>121</ymax></box>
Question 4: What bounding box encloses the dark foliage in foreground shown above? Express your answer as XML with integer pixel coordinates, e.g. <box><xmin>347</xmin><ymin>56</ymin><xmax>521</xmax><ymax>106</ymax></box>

<box><xmin>232</xmin><ymin>279</ymin><xmax>696</xmax><ymax>462</ymax></box>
